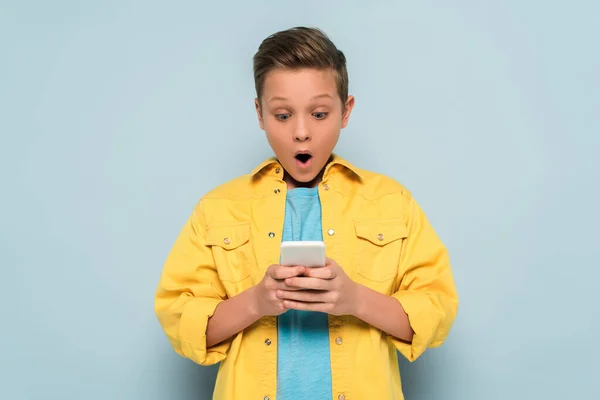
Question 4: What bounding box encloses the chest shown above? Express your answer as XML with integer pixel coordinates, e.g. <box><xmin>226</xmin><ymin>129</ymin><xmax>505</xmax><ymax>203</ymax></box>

<box><xmin>203</xmin><ymin>191</ymin><xmax>410</xmax><ymax>296</ymax></box>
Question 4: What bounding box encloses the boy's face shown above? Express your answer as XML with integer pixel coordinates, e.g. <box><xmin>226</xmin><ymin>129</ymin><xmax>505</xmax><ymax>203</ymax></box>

<box><xmin>255</xmin><ymin>68</ymin><xmax>354</xmax><ymax>188</ymax></box>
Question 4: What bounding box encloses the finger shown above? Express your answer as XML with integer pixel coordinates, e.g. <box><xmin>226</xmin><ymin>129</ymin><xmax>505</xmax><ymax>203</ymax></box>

<box><xmin>303</xmin><ymin>266</ymin><xmax>336</xmax><ymax>280</ymax></box>
<box><xmin>283</xmin><ymin>300</ymin><xmax>333</xmax><ymax>313</ymax></box>
<box><xmin>284</xmin><ymin>276</ymin><xmax>330</xmax><ymax>291</ymax></box>
<box><xmin>269</xmin><ymin>265</ymin><xmax>305</xmax><ymax>280</ymax></box>
<box><xmin>325</xmin><ymin>258</ymin><xmax>342</xmax><ymax>270</ymax></box>
<box><xmin>275</xmin><ymin>281</ymin><xmax>304</xmax><ymax>291</ymax></box>
<box><xmin>277</xmin><ymin>289</ymin><xmax>329</xmax><ymax>302</ymax></box>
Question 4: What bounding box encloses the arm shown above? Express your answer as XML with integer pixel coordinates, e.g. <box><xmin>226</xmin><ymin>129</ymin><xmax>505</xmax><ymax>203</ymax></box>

<box><xmin>154</xmin><ymin>203</ymin><xmax>232</xmax><ymax>366</ymax></box>
<box><xmin>389</xmin><ymin>196</ymin><xmax>458</xmax><ymax>361</ymax></box>
<box><xmin>206</xmin><ymin>287</ymin><xmax>261</xmax><ymax>348</ymax></box>
<box><xmin>353</xmin><ymin>284</ymin><xmax>414</xmax><ymax>342</ymax></box>
<box><xmin>206</xmin><ymin>263</ymin><xmax>307</xmax><ymax>347</ymax></box>
<box><xmin>277</xmin><ymin>262</ymin><xmax>415</xmax><ymax>341</ymax></box>
<box><xmin>278</xmin><ymin>196</ymin><xmax>458</xmax><ymax>362</ymax></box>
<box><xmin>155</xmin><ymin>203</ymin><xmax>307</xmax><ymax>362</ymax></box>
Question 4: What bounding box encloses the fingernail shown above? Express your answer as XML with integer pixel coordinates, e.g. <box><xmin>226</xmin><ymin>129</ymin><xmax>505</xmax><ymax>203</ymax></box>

<box><xmin>276</xmin><ymin>290</ymin><xmax>282</xmax><ymax>298</ymax></box>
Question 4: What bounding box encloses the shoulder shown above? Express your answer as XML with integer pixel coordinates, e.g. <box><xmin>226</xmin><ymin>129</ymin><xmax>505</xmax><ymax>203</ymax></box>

<box><xmin>191</xmin><ymin>173</ymin><xmax>256</xmax><ymax>214</ymax></box>
<box><xmin>338</xmin><ymin>160</ymin><xmax>417</xmax><ymax>223</ymax></box>
<box><xmin>353</xmin><ymin>165</ymin><xmax>413</xmax><ymax>203</ymax></box>
<box><xmin>204</xmin><ymin>174</ymin><xmax>255</xmax><ymax>199</ymax></box>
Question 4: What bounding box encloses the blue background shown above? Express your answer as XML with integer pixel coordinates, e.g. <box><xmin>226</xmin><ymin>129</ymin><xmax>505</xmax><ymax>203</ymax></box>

<box><xmin>1</xmin><ymin>1</ymin><xmax>598</xmax><ymax>399</ymax></box>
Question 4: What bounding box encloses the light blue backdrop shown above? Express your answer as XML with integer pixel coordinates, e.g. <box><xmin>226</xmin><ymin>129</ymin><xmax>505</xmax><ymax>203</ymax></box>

<box><xmin>1</xmin><ymin>1</ymin><xmax>598</xmax><ymax>399</ymax></box>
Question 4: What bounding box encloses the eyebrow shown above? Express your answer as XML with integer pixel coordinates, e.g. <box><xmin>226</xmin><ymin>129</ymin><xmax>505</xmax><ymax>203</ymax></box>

<box><xmin>267</xmin><ymin>93</ymin><xmax>333</xmax><ymax>103</ymax></box>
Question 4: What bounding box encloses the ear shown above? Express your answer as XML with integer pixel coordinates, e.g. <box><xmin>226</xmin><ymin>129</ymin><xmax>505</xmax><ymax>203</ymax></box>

<box><xmin>341</xmin><ymin>95</ymin><xmax>355</xmax><ymax>129</ymax></box>
<box><xmin>255</xmin><ymin>98</ymin><xmax>265</xmax><ymax>130</ymax></box>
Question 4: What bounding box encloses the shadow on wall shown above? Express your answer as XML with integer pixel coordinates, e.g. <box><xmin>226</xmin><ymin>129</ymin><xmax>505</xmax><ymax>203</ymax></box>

<box><xmin>187</xmin><ymin>365</ymin><xmax>219</xmax><ymax>400</ymax></box>
<box><xmin>398</xmin><ymin>351</ymin><xmax>440</xmax><ymax>400</ymax></box>
<box><xmin>398</xmin><ymin>348</ymin><xmax>461</xmax><ymax>400</ymax></box>
<box><xmin>165</xmin><ymin>360</ymin><xmax>219</xmax><ymax>400</ymax></box>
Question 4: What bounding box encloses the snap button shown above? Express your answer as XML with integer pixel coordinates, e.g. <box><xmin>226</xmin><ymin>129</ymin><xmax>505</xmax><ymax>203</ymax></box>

<box><xmin>338</xmin><ymin>394</ymin><xmax>346</xmax><ymax>400</ymax></box>
<box><xmin>377</xmin><ymin>233</ymin><xmax>384</xmax><ymax>241</ymax></box>
<box><xmin>223</xmin><ymin>238</ymin><xmax>231</xmax><ymax>245</ymax></box>
<box><xmin>323</xmin><ymin>183</ymin><xmax>330</xmax><ymax>191</ymax></box>
<box><xmin>269</xmin><ymin>232</ymin><xmax>275</xmax><ymax>238</ymax></box>
<box><xmin>264</xmin><ymin>396</ymin><xmax>270</xmax><ymax>400</ymax></box>
<box><xmin>335</xmin><ymin>337</ymin><xmax>342</xmax><ymax>345</ymax></box>
<box><xmin>327</xmin><ymin>229</ymin><xmax>335</xmax><ymax>236</ymax></box>
<box><xmin>265</xmin><ymin>338</ymin><xmax>271</xmax><ymax>346</ymax></box>
<box><xmin>274</xmin><ymin>188</ymin><xmax>280</xmax><ymax>194</ymax></box>
<box><xmin>275</xmin><ymin>168</ymin><xmax>281</xmax><ymax>174</ymax></box>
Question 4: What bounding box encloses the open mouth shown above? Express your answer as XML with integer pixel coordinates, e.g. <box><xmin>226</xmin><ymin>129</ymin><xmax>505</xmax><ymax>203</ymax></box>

<box><xmin>295</xmin><ymin>153</ymin><xmax>312</xmax><ymax>165</ymax></box>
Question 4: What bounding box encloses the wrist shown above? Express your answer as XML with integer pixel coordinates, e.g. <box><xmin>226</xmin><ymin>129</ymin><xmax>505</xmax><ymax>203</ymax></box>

<box><xmin>246</xmin><ymin>286</ymin><xmax>263</xmax><ymax>319</ymax></box>
<box><xmin>351</xmin><ymin>282</ymin><xmax>366</xmax><ymax>318</ymax></box>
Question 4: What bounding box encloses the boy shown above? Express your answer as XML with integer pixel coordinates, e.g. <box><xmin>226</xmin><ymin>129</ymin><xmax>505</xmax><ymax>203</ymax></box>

<box><xmin>155</xmin><ymin>27</ymin><xmax>458</xmax><ymax>400</ymax></box>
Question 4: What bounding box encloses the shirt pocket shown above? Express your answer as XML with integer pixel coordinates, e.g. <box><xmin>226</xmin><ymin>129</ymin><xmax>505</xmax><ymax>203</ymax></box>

<box><xmin>205</xmin><ymin>221</ymin><xmax>254</xmax><ymax>283</ymax></box>
<box><xmin>353</xmin><ymin>219</ymin><xmax>408</xmax><ymax>282</ymax></box>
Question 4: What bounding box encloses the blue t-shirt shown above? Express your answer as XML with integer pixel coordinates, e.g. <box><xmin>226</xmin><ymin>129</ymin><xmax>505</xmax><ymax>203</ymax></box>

<box><xmin>277</xmin><ymin>187</ymin><xmax>332</xmax><ymax>399</ymax></box>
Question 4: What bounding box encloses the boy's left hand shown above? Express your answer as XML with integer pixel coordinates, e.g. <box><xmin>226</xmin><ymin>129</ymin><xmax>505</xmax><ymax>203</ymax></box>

<box><xmin>277</xmin><ymin>257</ymin><xmax>360</xmax><ymax>316</ymax></box>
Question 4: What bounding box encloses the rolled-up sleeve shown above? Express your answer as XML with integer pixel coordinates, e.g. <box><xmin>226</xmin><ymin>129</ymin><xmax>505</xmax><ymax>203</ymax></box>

<box><xmin>154</xmin><ymin>201</ymin><xmax>230</xmax><ymax>366</ymax></box>
<box><xmin>391</xmin><ymin>197</ymin><xmax>458</xmax><ymax>362</ymax></box>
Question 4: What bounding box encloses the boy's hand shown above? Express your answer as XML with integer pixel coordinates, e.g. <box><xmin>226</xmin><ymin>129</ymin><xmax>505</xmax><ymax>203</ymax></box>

<box><xmin>251</xmin><ymin>264</ymin><xmax>306</xmax><ymax>317</ymax></box>
<box><xmin>276</xmin><ymin>258</ymin><xmax>360</xmax><ymax>316</ymax></box>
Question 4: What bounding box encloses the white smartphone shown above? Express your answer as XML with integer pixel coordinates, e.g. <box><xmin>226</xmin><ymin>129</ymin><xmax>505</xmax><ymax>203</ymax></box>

<box><xmin>280</xmin><ymin>241</ymin><xmax>326</xmax><ymax>268</ymax></box>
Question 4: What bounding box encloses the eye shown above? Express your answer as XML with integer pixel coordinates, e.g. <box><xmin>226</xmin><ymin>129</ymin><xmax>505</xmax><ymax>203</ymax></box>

<box><xmin>313</xmin><ymin>112</ymin><xmax>328</xmax><ymax>120</ymax></box>
<box><xmin>276</xmin><ymin>114</ymin><xmax>291</xmax><ymax>121</ymax></box>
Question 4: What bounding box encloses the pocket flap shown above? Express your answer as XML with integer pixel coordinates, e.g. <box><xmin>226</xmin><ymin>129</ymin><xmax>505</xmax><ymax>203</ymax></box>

<box><xmin>354</xmin><ymin>219</ymin><xmax>408</xmax><ymax>246</ymax></box>
<box><xmin>206</xmin><ymin>222</ymin><xmax>250</xmax><ymax>250</ymax></box>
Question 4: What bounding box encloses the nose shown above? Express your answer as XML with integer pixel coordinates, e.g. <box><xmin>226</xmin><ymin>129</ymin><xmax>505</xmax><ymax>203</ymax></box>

<box><xmin>293</xmin><ymin>117</ymin><xmax>310</xmax><ymax>142</ymax></box>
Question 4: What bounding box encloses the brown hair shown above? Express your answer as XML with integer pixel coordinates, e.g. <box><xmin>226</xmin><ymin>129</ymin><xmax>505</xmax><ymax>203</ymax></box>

<box><xmin>253</xmin><ymin>27</ymin><xmax>348</xmax><ymax>107</ymax></box>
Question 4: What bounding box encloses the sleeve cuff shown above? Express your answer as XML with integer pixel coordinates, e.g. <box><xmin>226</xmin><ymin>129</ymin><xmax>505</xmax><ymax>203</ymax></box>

<box><xmin>390</xmin><ymin>291</ymin><xmax>440</xmax><ymax>362</ymax></box>
<box><xmin>179</xmin><ymin>297</ymin><xmax>230</xmax><ymax>365</ymax></box>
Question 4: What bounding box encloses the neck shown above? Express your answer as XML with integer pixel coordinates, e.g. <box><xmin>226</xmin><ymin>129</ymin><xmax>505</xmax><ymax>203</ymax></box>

<box><xmin>285</xmin><ymin>171</ymin><xmax>323</xmax><ymax>189</ymax></box>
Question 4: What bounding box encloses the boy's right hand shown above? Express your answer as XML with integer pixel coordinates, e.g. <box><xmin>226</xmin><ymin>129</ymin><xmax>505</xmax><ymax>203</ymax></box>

<box><xmin>251</xmin><ymin>264</ymin><xmax>306</xmax><ymax>317</ymax></box>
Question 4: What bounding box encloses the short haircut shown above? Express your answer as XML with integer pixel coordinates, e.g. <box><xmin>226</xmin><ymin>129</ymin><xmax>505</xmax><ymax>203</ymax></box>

<box><xmin>253</xmin><ymin>27</ymin><xmax>348</xmax><ymax>107</ymax></box>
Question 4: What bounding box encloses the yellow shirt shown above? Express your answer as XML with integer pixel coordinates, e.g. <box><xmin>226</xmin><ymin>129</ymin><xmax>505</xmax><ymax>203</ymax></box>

<box><xmin>154</xmin><ymin>155</ymin><xmax>458</xmax><ymax>400</ymax></box>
